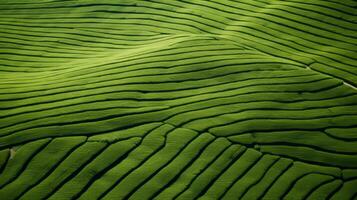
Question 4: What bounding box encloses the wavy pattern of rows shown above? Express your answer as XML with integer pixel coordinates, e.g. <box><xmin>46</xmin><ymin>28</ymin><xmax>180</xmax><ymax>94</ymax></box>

<box><xmin>0</xmin><ymin>0</ymin><xmax>357</xmax><ymax>199</ymax></box>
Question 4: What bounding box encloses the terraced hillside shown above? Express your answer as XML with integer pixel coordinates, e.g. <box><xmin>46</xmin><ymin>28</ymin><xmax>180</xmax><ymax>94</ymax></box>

<box><xmin>0</xmin><ymin>0</ymin><xmax>357</xmax><ymax>199</ymax></box>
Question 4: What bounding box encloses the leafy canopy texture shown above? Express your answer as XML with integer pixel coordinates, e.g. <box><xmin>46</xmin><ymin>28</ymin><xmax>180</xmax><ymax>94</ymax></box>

<box><xmin>0</xmin><ymin>0</ymin><xmax>357</xmax><ymax>199</ymax></box>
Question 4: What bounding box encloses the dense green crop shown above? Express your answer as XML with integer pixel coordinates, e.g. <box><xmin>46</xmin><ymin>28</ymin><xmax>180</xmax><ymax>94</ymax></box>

<box><xmin>0</xmin><ymin>0</ymin><xmax>356</xmax><ymax>199</ymax></box>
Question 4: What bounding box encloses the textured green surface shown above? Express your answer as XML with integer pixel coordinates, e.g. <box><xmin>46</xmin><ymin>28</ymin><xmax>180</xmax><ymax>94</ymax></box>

<box><xmin>0</xmin><ymin>0</ymin><xmax>357</xmax><ymax>199</ymax></box>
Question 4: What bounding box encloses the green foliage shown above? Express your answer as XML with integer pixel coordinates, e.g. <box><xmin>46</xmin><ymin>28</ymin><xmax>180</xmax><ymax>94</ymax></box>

<box><xmin>0</xmin><ymin>0</ymin><xmax>356</xmax><ymax>199</ymax></box>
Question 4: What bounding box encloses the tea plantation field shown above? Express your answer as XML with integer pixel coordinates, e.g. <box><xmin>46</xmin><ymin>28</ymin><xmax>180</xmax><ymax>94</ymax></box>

<box><xmin>0</xmin><ymin>0</ymin><xmax>356</xmax><ymax>199</ymax></box>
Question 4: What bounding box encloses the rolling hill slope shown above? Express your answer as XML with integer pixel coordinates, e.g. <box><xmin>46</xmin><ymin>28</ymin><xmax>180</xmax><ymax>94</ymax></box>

<box><xmin>0</xmin><ymin>0</ymin><xmax>357</xmax><ymax>199</ymax></box>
